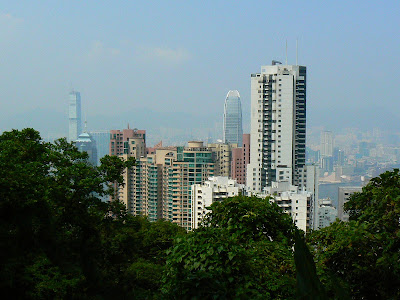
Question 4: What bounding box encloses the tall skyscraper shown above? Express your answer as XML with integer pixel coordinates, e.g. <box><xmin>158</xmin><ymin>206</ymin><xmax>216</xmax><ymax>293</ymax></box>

<box><xmin>223</xmin><ymin>90</ymin><xmax>243</xmax><ymax>146</ymax></box>
<box><xmin>247</xmin><ymin>62</ymin><xmax>306</xmax><ymax>192</ymax></box>
<box><xmin>68</xmin><ymin>91</ymin><xmax>82</xmax><ymax>142</ymax></box>
<box><xmin>320</xmin><ymin>131</ymin><xmax>333</xmax><ymax>157</ymax></box>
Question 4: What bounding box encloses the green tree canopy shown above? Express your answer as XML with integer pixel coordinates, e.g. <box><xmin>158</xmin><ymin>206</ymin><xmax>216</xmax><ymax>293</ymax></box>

<box><xmin>0</xmin><ymin>128</ymin><xmax>183</xmax><ymax>299</ymax></box>
<box><xmin>162</xmin><ymin>195</ymin><xmax>298</xmax><ymax>299</ymax></box>
<box><xmin>310</xmin><ymin>169</ymin><xmax>400</xmax><ymax>299</ymax></box>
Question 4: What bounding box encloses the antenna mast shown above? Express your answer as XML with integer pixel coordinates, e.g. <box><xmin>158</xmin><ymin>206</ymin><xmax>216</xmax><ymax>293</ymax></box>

<box><xmin>285</xmin><ymin>40</ymin><xmax>288</xmax><ymax>65</ymax></box>
<box><xmin>296</xmin><ymin>39</ymin><xmax>298</xmax><ymax>66</ymax></box>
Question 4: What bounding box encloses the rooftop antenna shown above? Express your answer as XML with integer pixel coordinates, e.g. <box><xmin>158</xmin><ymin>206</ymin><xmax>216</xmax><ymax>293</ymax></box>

<box><xmin>127</xmin><ymin>123</ymin><xmax>130</xmax><ymax>129</ymax></box>
<box><xmin>285</xmin><ymin>40</ymin><xmax>288</xmax><ymax>65</ymax></box>
<box><xmin>296</xmin><ymin>38</ymin><xmax>298</xmax><ymax>66</ymax></box>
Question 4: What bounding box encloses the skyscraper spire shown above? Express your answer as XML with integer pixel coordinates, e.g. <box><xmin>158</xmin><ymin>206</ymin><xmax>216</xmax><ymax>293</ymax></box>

<box><xmin>223</xmin><ymin>90</ymin><xmax>243</xmax><ymax>146</ymax></box>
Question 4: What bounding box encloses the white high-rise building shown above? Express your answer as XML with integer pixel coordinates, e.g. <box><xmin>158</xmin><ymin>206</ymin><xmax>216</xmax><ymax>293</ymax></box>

<box><xmin>68</xmin><ymin>91</ymin><xmax>82</xmax><ymax>142</ymax></box>
<box><xmin>247</xmin><ymin>62</ymin><xmax>306</xmax><ymax>192</ymax></box>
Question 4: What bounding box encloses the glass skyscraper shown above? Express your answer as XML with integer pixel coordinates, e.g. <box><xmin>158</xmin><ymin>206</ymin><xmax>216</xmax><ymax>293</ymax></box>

<box><xmin>223</xmin><ymin>90</ymin><xmax>243</xmax><ymax>146</ymax></box>
<box><xmin>68</xmin><ymin>90</ymin><xmax>82</xmax><ymax>142</ymax></box>
<box><xmin>89</xmin><ymin>130</ymin><xmax>110</xmax><ymax>166</ymax></box>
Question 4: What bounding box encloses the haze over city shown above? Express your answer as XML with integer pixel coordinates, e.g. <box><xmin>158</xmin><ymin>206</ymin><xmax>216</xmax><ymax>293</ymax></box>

<box><xmin>1</xmin><ymin>1</ymin><xmax>399</xmax><ymax>145</ymax></box>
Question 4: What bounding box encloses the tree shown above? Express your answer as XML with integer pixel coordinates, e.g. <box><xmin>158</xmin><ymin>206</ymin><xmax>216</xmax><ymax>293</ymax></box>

<box><xmin>162</xmin><ymin>195</ymin><xmax>298</xmax><ymax>299</ymax></box>
<box><xmin>0</xmin><ymin>128</ymin><xmax>183</xmax><ymax>299</ymax></box>
<box><xmin>310</xmin><ymin>169</ymin><xmax>400</xmax><ymax>299</ymax></box>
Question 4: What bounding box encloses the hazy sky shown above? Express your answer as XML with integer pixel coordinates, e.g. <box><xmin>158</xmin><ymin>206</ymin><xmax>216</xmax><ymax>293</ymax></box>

<box><xmin>1</xmin><ymin>1</ymin><xmax>399</xmax><ymax>141</ymax></box>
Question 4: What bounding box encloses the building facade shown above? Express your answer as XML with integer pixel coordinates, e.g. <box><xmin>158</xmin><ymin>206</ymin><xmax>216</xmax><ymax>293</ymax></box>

<box><xmin>168</xmin><ymin>142</ymin><xmax>214</xmax><ymax>231</ymax></box>
<box><xmin>338</xmin><ymin>186</ymin><xmax>362</xmax><ymax>221</ymax></box>
<box><xmin>264</xmin><ymin>182</ymin><xmax>311</xmax><ymax>232</ymax></box>
<box><xmin>207</xmin><ymin>142</ymin><xmax>236</xmax><ymax>177</ymax></box>
<box><xmin>247</xmin><ymin>63</ymin><xmax>306</xmax><ymax>192</ymax></box>
<box><xmin>320</xmin><ymin>131</ymin><xmax>334</xmax><ymax>157</ymax></box>
<box><xmin>231</xmin><ymin>133</ymin><xmax>250</xmax><ymax>185</ymax></box>
<box><xmin>191</xmin><ymin>177</ymin><xmax>243</xmax><ymax>229</ymax></box>
<box><xmin>115</xmin><ymin>140</ymin><xmax>215</xmax><ymax>230</ymax></box>
<box><xmin>68</xmin><ymin>91</ymin><xmax>82</xmax><ymax>142</ymax></box>
<box><xmin>315</xmin><ymin>198</ymin><xmax>337</xmax><ymax>229</ymax></box>
<box><xmin>89</xmin><ymin>130</ymin><xmax>110</xmax><ymax>166</ymax></box>
<box><xmin>110</xmin><ymin>128</ymin><xmax>146</xmax><ymax>156</ymax></box>
<box><xmin>223</xmin><ymin>90</ymin><xmax>243</xmax><ymax>146</ymax></box>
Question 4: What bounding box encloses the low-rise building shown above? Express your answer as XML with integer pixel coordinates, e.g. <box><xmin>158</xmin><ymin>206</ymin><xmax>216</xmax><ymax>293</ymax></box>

<box><xmin>338</xmin><ymin>186</ymin><xmax>362</xmax><ymax>221</ymax></box>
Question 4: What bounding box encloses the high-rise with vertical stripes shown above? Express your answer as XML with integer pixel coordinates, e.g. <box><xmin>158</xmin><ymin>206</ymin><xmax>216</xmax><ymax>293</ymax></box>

<box><xmin>247</xmin><ymin>62</ymin><xmax>306</xmax><ymax>192</ymax></box>
<box><xmin>68</xmin><ymin>91</ymin><xmax>82</xmax><ymax>142</ymax></box>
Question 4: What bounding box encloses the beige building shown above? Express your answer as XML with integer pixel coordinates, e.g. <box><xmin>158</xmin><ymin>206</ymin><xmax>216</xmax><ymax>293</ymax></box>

<box><xmin>207</xmin><ymin>142</ymin><xmax>236</xmax><ymax>178</ymax></box>
<box><xmin>168</xmin><ymin>142</ymin><xmax>214</xmax><ymax>231</ymax></box>
<box><xmin>115</xmin><ymin>139</ymin><xmax>215</xmax><ymax>230</ymax></box>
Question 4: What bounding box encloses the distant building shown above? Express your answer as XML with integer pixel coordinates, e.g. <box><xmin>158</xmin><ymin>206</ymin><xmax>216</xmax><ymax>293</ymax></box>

<box><xmin>89</xmin><ymin>130</ymin><xmax>110</xmax><ymax>165</ymax></box>
<box><xmin>75</xmin><ymin>131</ymin><xmax>97</xmax><ymax>166</ymax></box>
<box><xmin>231</xmin><ymin>133</ymin><xmax>250</xmax><ymax>185</ymax></box>
<box><xmin>116</xmin><ymin>132</ymin><xmax>153</xmax><ymax>217</ymax></box>
<box><xmin>191</xmin><ymin>177</ymin><xmax>243</xmax><ymax>229</ymax></box>
<box><xmin>321</xmin><ymin>156</ymin><xmax>334</xmax><ymax>172</ymax></box>
<box><xmin>114</xmin><ymin>140</ymin><xmax>214</xmax><ymax>230</ymax></box>
<box><xmin>207</xmin><ymin>142</ymin><xmax>236</xmax><ymax>177</ymax></box>
<box><xmin>315</xmin><ymin>198</ymin><xmax>337</xmax><ymax>229</ymax></box>
<box><xmin>302</xmin><ymin>164</ymin><xmax>319</xmax><ymax>229</ymax></box>
<box><xmin>223</xmin><ymin>90</ymin><xmax>243</xmax><ymax>146</ymax></box>
<box><xmin>168</xmin><ymin>142</ymin><xmax>214</xmax><ymax>231</ymax></box>
<box><xmin>110</xmin><ymin>127</ymin><xmax>146</xmax><ymax>156</ymax></box>
<box><xmin>338</xmin><ymin>186</ymin><xmax>362</xmax><ymax>221</ymax></box>
<box><xmin>333</xmin><ymin>147</ymin><xmax>345</xmax><ymax>166</ymax></box>
<box><xmin>320</xmin><ymin>131</ymin><xmax>334</xmax><ymax>157</ymax></box>
<box><xmin>68</xmin><ymin>91</ymin><xmax>82</xmax><ymax>142</ymax></box>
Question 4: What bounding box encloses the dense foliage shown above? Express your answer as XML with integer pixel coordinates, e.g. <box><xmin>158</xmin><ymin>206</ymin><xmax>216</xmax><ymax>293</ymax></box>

<box><xmin>0</xmin><ymin>129</ymin><xmax>184</xmax><ymax>299</ymax></box>
<box><xmin>2</xmin><ymin>128</ymin><xmax>400</xmax><ymax>299</ymax></box>
<box><xmin>163</xmin><ymin>196</ymin><xmax>298</xmax><ymax>299</ymax></box>
<box><xmin>310</xmin><ymin>169</ymin><xmax>400</xmax><ymax>299</ymax></box>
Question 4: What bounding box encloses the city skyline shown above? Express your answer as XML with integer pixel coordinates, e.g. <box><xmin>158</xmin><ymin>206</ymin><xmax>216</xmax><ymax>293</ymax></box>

<box><xmin>0</xmin><ymin>2</ymin><xmax>399</xmax><ymax>141</ymax></box>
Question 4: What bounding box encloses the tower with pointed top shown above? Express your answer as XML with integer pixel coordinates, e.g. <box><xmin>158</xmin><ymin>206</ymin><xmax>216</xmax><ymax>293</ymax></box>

<box><xmin>68</xmin><ymin>90</ymin><xmax>82</xmax><ymax>142</ymax></box>
<box><xmin>223</xmin><ymin>90</ymin><xmax>243</xmax><ymax>146</ymax></box>
<box><xmin>76</xmin><ymin>120</ymin><xmax>98</xmax><ymax>166</ymax></box>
